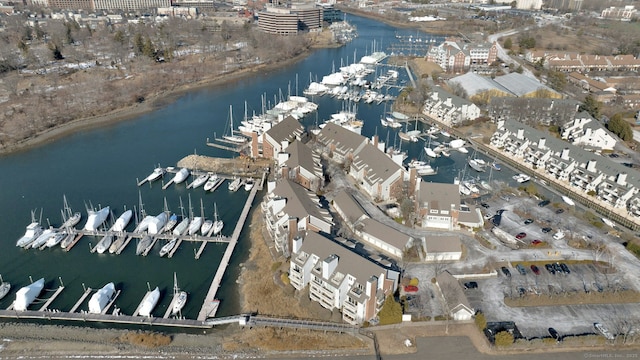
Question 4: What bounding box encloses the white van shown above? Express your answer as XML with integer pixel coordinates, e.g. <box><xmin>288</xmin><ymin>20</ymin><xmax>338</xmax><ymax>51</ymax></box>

<box><xmin>553</xmin><ymin>231</ymin><xmax>565</xmax><ymax>240</ymax></box>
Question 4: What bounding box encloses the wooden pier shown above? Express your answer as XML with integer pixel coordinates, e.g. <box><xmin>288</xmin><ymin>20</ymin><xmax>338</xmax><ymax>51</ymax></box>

<box><xmin>102</xmin><ymin>290</ymin><xmax>120</xmax><ymax>315</ymax></box>
<box><xmin>39</xmin><ymin>286</ymin><xmax>65</xmax><ymax>312</ymax></box>
<box><xmin>132</xmin><ymin>289</ymin><xmax>153</xmax><ymax>317</ymax></box>
<box><xmin>168</xmin><ymin>238</ymin><xmax>183</xmax><ymax>258</ymax></box>
<box><xmin>64</xmin><ymin>232</ymin><xmax>85</xmax><ymax>252</ymax></box>
<box><xmin>197</xmin><ymin>183</ymin><xmax>260</xmax><ymax>321</ymax></box>
<box><xmin>70</xmin><ymin>287</ymin><xmax>92</xmax><ymax>313</ymax></box>
<box><xmin>116</xmin><ymin>235</ymin><xmax>134</xmax><ymax>254</ymax></box>
<box><xmin>195</xmin><ymin>240</ymin><xmax>208</xmax><ymax>260</ymax></box>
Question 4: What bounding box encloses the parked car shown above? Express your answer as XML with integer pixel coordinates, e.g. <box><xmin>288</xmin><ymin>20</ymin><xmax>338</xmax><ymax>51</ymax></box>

<box><xmin>609</xmin><ymin>153</ymin><xmax>619</xmax><ymax>158</ymax></box>
<box><xmin>481</xmin><ymin>203</ymin><xmax>490</xmax><ymax>209</ymax></box>
<box><xmin>531</xmin><ymin>239</ymin><xmax>542</xmax><ymax>246</ymax></box>
<box><xmin>548</xmin><ymin>327</ymin><xmax>562</xmax><ymax>342</ymax></box>
<box><xmin>594</xmin><ymin>323</ymin><xmax>615</xmax><ymax>340</ymax></box>
<box><xmin>553</xmin><ymin>263</ymin><xmax>563</xmax><ymax>273</ymax></box>
<box><xmin>516</xmin><ymin>232</ymin><xmax>527</xmax><ymax>239</ymax></box>
<box><xmin>464</xmin><ymin>281</ymin><xmax>478</xmax><ymax>289</ymax></box>
<box><xmin>553</xmin><ymin>231</ymin><xmax>565</xmax><ymax>240</ymax></box>
<box><xmin>524</xmin><ymin>218</ymin><xmax>534</xmax><ymax>225</ymax></box>
<box><xmin>560</xmin><ymin>263</ymin><xmax>570</xmax><ymax>274</ymax></box>
<box><xmin>538</xmin><ymin>200</ymin><xmax>551</xmax><ymax>207</ymax></box>
<box><xmin>404</xmin><ymin>285</ymin><xmax>419</xmax><ymax>293</ymax></box>
<box><xmin>530</xmin><ymin>264</ymin><xmax>540</xmax><ymax>275</ymax></box>
<box><xmin>492</xmin><ymin>215</ymin><xmax>501</xmax><ymax>226</ymax></box>
<box><xmin>555</xmin><ymin>208</ymin><xmax>565</xmax><ymax>214</ymax></box>
<box><xmin>501</xmin><ymin>267</ymin><xmax>511</xmax><ymax>277</ymax></box>
<box><xmin>516</xmin><ymin>264</ymin><xmax>526</xmax><ymax>275</ymax></box>
<box><xmin>542</xmin><ymin>227</ymin><xmax>553</xmax><ymax>233</ymax></box>
<box><xmin>545</xmin><ymin>263</ymin><xmax>556</xmax><ymax>275</ymax></box>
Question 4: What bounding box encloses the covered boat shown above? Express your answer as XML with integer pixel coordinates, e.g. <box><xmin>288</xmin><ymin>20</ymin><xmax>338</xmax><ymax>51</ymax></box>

<box><xmin>16</xmin><ymin>222</ymin><xmax>44</xmax><ymax>248</ymax></box>
<box><xmin>83</xmin><ymin>206</ymin><xmax>110</xmax><ymax>231</ymax></box>
<box><xmin>88</xmin><ymin>282</ymin><xmax>115</xmax><ymax>314</ymax></box>
<box><xmin>138</xmin><ymin>287</ymin><xmax>160</xmax><ymax>317</ymax></box>
<box><xmin>172</xmin><ymin>217</ymin><xmax>190</xmax><ymax>236</ymax></box>
<box><xmin>172</xmin><ymin>168</ymin><xmax>190</xmax><ymax>184</ymax></box>
<box><xmin>188</xmin><ymin>217</ymin><xmax>203</xmax><ymax>236</ymax></box>
<box><xmin>136</xmin><ymin>235</ymin><xmax>153</xmax><ymax>256</ymax></box>
<box><xmin>111</xmin><ymin>210</ymin><xmax>133</xmax><ymax>232</ymax></box>
<box><xmin>147</xmin><ymin>212</ymin><xmax>168</xmax><ymax>235</ymax></box>
<box><xmin>14</xmin><ymin>278</ymin><xmax>45</xmax><ymax>311</ymax></box>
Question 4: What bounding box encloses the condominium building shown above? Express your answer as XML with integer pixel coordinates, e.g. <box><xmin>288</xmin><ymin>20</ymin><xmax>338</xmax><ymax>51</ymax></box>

<box><xmin>422</xmin><ymin>86</ymin><xmax>481</xmax><ymax>126</ymax></box>
<box><xmin>257</xmin><ymin>2</ymin><xmax>322</xmax><ymax>35</ymax></box>
<box><xmin>289</xmin><ymin>231</ymin><xmax>399</xmax><ymax>325</ymax></box>
<box><xmin>426</xmin><ymin>38</ymin><xmax>498</xmax><ymax>73</ymax></box>
<box><xmin>349</xmin><ymin>143</ymin><xmax>405</xmax><ymax>202</ymax></box>
<box><xmin>561</xmin><ymin>112</ymin><xmax>617</xmax><ymax>151</ymax></box>
<box><xmin>416</xmin><ymin>181</ymin><xmax>483</xmax><ymax>230</ymax></box>
<box><xmin>316</xmin><ymin>122</ymin><xmax>368</xmax><ymax>164</ymax></box>
<box><xmin>276</xmin><ymin>140</ymin><xmax>323</xmax><ymax>192</ymax></box>
<box><xmin>262</xmin><ymin>115</ymin><xmax>305</xmax><ymax>159</ymax></box>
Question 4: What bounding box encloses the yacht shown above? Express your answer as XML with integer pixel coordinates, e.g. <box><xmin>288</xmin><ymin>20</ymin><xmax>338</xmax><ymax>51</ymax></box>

<box><xmin>188</xmin><ymin>217</ymin><xmax>203</xmax><ymax>236</ymax></box>
<box><xmin>145</xmin><ymin>167</ymin><xmax>165</xmax><ymax>182</ymax></box>
<box><xmin>407</xmin><ymin>160</ymin><xmax>436</xmax><ymax>176</ymax></box>
<box><xmin>468</xmin><ymin>159</ymin><xmax>486</xmax><ymax>172</ymax></box>
<box><xmin>159</xmin><ymin>238</ymin><xmax>177</xmax><ymax>257</ymax></box>
<box><xmin>173</xmin><ymin>217</ymin><xmax>190</xmax><ymax>236</ymax></box>
<box><xmin>164</xmin><ymin>214</ymin><xmax>178</xmax><ymax>233</ymax></box>
<box><xmin>148</xmin><ymin>212</ymin><xmax>168</xmax><ymax>235</ymax></box>
<box><xmin>111</xmin><ymin>210</ymin><xmax>133</xmax><ymax>232</ymax></box>
<box><xmin>212</xmin><ymin>203</ymin><xmax>223</xmax><ymax>236</ymax></box>
<box><xmin>0</xmin><ymin>276</ymin><xmax>11</xmax><ymax>301</ymax></box>
<box><xmin>171</xmin><ymin>273</ymin><xmax>188</xmax><ymax>316</ymax></box>
<box><xmin>138</xmin><ymin>287</ymin><xmax>160</xmax><ymax>317</ymax></box>
<box><xmin>449</xmin><ymin>139</ymin><xmax>465</xmax><ymax>149</ymax></box>
<box><xmin>136</xmin><ymin>235</ymin><xmax>154</xmax><ymax>256</ymax></box>
<box><xmin>45</xmin><ymin>231</ymin><xmax>67</xmax><ymax>248</ymax></box>
<box><xmin>30</xmin><ymin>228</ymin><xmax>57</xmax><ymax>249</ymax></box>
<box><xmin>83</xmin><ymin>206</ymin><xmax>110</xmax><ymax>231</ymax></box>
<box><xmin>88</xmin><ymin>282</ymin><xmax>115</xmax><ymax>314</ymax></box>
<box><xmin>244</xmin><ymin>178</ymin><xmax>255</xmax><ymax>191</ymax></box>
<box><xmin>172</xmin><ymin>168</ymin><xmax>190</xmax><ymax>184</ymax></box>
<box><xmin>14</xmin><ymin>278</ymin><xmax>45</xmax><ymax>311</ymax></box>
<box><xmin>456</xmin><ymin>147</ymin><xmax>469</xmax><ymax>154</ymax></box>
<box><xmin>61</xmin><ymin>212</ymin><xmax>82</xmax><ymax>229</ymax></box>
<box><xmin>191</xmin><ymin>173</ymin><xmax>209</xmax><ymax>189</ymax></box>
<box><xmin>424</xmin><ymin>146</ymin><xmax>438</xmax><ymax>159</ymax></box>
<box><xmin>228</xmin><ymin>177</ymin><xmax>242</xmax><ymax>192</ymax></box>
<box><xmin>200</xmin><ymin>219</ymin><xmax>213</xmax><ymax>236</ymax></box>
<box><xmin>204</xmin><ymin>174</ymin><xmax>222</xmax><ymax>192</ymax></box>
<box><xmin>16</xmin><ymin>222</ymin><xmax>44</xmax><ymax>248</ymax></box>
<box><xmin>60</xmin><ymin>232</ymin><xmax>76</xmax><ymax>249</ymax></box>
<box><xmin>512</xmin><ymin>174</ymin><xmax>531</xmax><ymax>183</ymax></box>
<box><xmin>95</xmin><ymin>234</ymin><xmax>114</xmax><ymax>254</ymax></box>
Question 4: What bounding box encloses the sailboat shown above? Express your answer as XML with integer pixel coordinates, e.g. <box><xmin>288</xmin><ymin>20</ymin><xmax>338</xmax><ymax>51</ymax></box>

<box><xmin>0</xmin><ymin>275</ymin><xmax>10</xmax><ymax>301</ymax></box>
<box><xmin>187</xmin><ymin>196</ymin><xmax>203</xmax><ymax>236</ymax></box>
<box><xmin>223</xmin><ymin>105</ymin><xmax>248</xmax><ymax>144</ymax></box>
<box><xmin>159</xmin><ymin>238</ymin><xmax>177</xmax><ymax>257</ymax></box>
<box><xmin>173</xmin><ymin>197</ymin><xmax>190</xmax><ymax>236</ymax></box>
<box><xmin>60</xmin><ymin>195</ymin><xmax>81</xmax><ymax>229</ymax></box>
<box><xmin>424</xmin><ymin>137</ymin><xmax>438</xmax><ymax>158</ymax></box>
<box><xmin>212</xmin><ymin>203</ymin><xmax>223</xmax><ymax>236</ymax></box>
<box><xmin>171</xmin><ymin>272</ymin><xmax>188</xmax><ymax>316</ymax></box>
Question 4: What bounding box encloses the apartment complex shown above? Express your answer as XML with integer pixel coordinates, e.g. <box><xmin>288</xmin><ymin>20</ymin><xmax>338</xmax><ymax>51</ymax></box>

<box><xmin>422</xmin><ymin>86</ymin><xmax>481</xmax><ymax>126</ymax></box>
<box><xmin>262</xmin><ymin>179</ymin><xmax>333</xmax><ymax>256</ymax></box>
<box><xmin>316</xmin><ymin>122</ymin><xmax>368</xmax><ymax>164</ymax></box>
<box><xmin>426</xmin><ymin>38</ymin><xmax>498</xmax><ymax>73</ymax></box>
<box><xmin>289</xmin><ymin>231</ymin><xmax>399</xmax><ymax>325</ymax></box>
<box><xmin>416</xmin><ymin>181</ymin><xmax>483</xmax><ymax>230</ymax></box>
<box><xmin>276</xmin><ymin>139</ymin><xmax>323</xmax><ymax>192</ymax></box>
<box><xmin>491</xmin><ymin>119</ymin><xmax>640</xmax><ymax>219</ymax></box>
<box><xmin>262</xmin><ymin>115</ymin><xmax>305</xmax><ymax>159</ymax></box>
<box><xmin>349</xmin><ymin>143</ymin><xmax>405</xmax><ymax>202</ymax></box>
<box><xmin>561</xmin><ymin>112</ymin><xmax>617</xmax><ymax>151</ymax></box>
<box><xmin>30</xmin><ymin>0</ymin><xmax>170</xmax><ymax>10</ymax></box>
<box><xmin>526</xmin><ymin>51</ymin><xmax>640</xmax><ymax>73</ymax></box>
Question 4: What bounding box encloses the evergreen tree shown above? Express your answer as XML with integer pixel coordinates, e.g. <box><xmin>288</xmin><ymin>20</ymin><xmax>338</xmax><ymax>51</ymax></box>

<box><xmin>579</xmin><ymin>95</ymin><xmax>602</xmax><ymax>119</ymax></box>
<box><xmin>607</xmin><ymin>114</ymin><xmax>633</xmax><ymax>141</ymax></box>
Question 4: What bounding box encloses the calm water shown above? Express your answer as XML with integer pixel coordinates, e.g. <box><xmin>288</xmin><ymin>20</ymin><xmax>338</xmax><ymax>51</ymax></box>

<box><xmin>0</xmin><ymin>15</ymin><xmax>521</xmax><ymax>325</ymax></box>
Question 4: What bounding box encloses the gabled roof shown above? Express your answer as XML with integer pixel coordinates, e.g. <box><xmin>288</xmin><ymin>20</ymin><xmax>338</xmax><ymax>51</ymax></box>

<box><xmin>448</xmin><ymin>72</ymin><xmax>509</xmax><ymax>97</ymax></box>
<box><xmin>333</xmin><ymin>189</ymin><xmax>368</xmax><ymax>224</ymax></box>
<box><xmin>493</xmin><ymin>73</ymin><xmax>555</xmax><ymax>97</ymax></box>
<box><xmin>265</xmin><ymin>115</ymin><xmax>304</xmax><ymax>145</ymax></box>
<box><xmin>352</xmin><ymin>143</ymin><xmax>404</xmax><ymax>185</ymax></box>
<box><xmin>418</xmin><ymin>181</ymin><xmax>460</xmax><ymax>210</ymax></box>
<box><xmin>283</xmin><ymin>140</ymin><xmax>321</xmax><ymax>177</ymax></box>
<box><xmin>272</xmin><ymin>179</ymin><xmax>332</xmax><ymax>223</ymax></box>
<box><xmin>356</xmin><ymin>218</ymin><xmax>412</xmax><ymax>251</ymax></box>
<box><xmin>436</xmin><ymin>271</ymin><xmax>472</xmax><ymax>312</ymax></box>
<box><xmin>317</xmin><ymin>122</ymin><xmax>367</xmax><ymax>156</ymax></box>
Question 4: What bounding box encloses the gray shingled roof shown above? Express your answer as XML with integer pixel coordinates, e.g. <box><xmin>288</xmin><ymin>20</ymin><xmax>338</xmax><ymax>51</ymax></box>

<box><xmin>435</xmin><ymin>270</ymin><xmax>472</xmax><ymax>311</ymax></box>
<box><xmin>298</xmin><ymin>231</ymin><xmax>391</xmax><ymax>286</ymax></box>
<box><xmin>425</xmin><ymin>235</ymin><xmax>462</xmax><ymax>253</ymax></box>
<box><xmin>266</xmin><ymin>115</ymin><xmax>304</xmax><ymax>144</ymax></box>
<box><xmin>352</xmin><ymin>143</ymin><xmax>404</xmax><ymax>185</ymax></box>
<box><xmin>284</xmin><ymin>140</ymin><xmax>321</xmax><ymax>176</ymax></box>
<box><xmin>418</xmin><ymin>181</ymin><xmax>460</xmax><ymax>211</ymax></box>
<box><xmin>357</xmin><ymin>218</ymin><xmax>413</xmax><ymax>251</ymax></box>
<box><xmin>272</xmin><ymin>179</ymin><xmax>332</xmax><ymax>223</ymax></box>
<box><xmin>333</xmin><ymin>189</ymin><xmax>368</xmax><ymax>224</ymax></box>
<box><xmin>317</xmin><ymin>122</ymin><xmax>367</xmax><ymax>156</ymax></box>
<box><xmin>500</xmin><ymin>119</ymin><xmax>640</xmax><ymax>189</ymax></box>
<box><xmin>431</xmin><ymin>86</ymin><xmax>475</xmax><ymax>108</ymax></box>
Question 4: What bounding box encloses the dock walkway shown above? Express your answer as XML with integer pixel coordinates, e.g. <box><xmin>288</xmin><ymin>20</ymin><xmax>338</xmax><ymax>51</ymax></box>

<box><xmin>197</xmin><ymin>183</ymin><xmax>260</xmax><ymax>321</ymax></box>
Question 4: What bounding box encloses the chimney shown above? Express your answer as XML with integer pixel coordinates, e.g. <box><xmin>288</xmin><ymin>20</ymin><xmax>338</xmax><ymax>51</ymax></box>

<box><xmin>587</xmin><ymin>159</ymin><xmax>597</xmax><ymax>173</ymax></box>
<box><xmin>365</xmin><ymin>276</ymin><xmax>378</xmax><ymax>297</ymax></box>
<box><xmin>321</xmin><ymin>254</ymin><xmax>339</xmax><ymax>279</ymax></box>
<box><xmin>281</xmin><ymin>166</ymin><xmax>290</xmax><ymax>180</ymax></box>
<box><xmin>561</xmin><ymin>148</ymin><xmax>570</xmax><ymax>160</ymax></box>
<box><xmin>538</xmin><ymin>138</ymin><xmax>546</xmax><ymax>149</ymax></box>
<box><xmin>372</xmin><ymin>134</ymin><xmax>379</xmax><ymax>148</ymax></box>
<box><xmin>409</xmin><ymin>167</ymin><xmax>417</xmax><ymax>194</ymax></box>
<box><xmin>516</xmin><ymin>128</ymin><xmax>524</xmax><ymax>140</ymax></box>
<box><xmin>617</xmin><ymin>172</ymin><xmax>627</xmax><ymax>186</ymax></box>
<box><xmin>287</xmin><ymin>217</ymin><xmax>298</xmax><ymax>254</ymax></box>
<box><xmin>292</xmin><ymin>234</ymin><xmax>303</xmax><ymax>254</ymax></box>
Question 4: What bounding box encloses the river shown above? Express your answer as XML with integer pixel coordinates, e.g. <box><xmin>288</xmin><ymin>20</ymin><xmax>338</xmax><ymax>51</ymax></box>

<box><xmin>0</xmin><ymin>14</ymin><xmax>524</xmax><ymax>327</ymax></box>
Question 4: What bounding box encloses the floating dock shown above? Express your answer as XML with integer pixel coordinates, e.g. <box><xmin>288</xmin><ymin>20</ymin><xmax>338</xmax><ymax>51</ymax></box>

<box><xmin>39</xmin><ymin>286</ymin><xmax>65</xmax><ymax>312</ymax></box>
<box><xmin>69</xmin><ymin>287</ymin><xmax>92</xmax><ymax>313</ymax></box>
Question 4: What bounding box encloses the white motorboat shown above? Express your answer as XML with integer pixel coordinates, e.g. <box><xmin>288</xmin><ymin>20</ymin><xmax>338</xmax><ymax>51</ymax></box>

<box><xmin>136</xmin><ymin>235</ymin><xmax>154</xmax><ymax>256</ymax></box>
<box><xmin>562</xmin><ymin>196</ymin><xmax>575</xmax><ymax>206</ymax></box>
<box><xmin>380</xmin><ymin>118</ymin><xmax>388</xmax><ymax>127</ymax></box>
<box><xmin>14</xmin><ymin>278</ymin><xmax>45</xmax><ymax>311</ymax></box>
<box><xmin>61</xmin><ymin>212</ymin><xmax>81</xmax><ymax>229</ymax></box>
<box><xmin>95</xmin><ymin>234</ymin><xmax>114</xmax><ymax>254</ymax></box>
<box><xmin>201</xmin><ymin>219</ymin><xmax>213</xmax><ymax>236</ymax></box>
<box><xmin>111</xmin><ymin>210</ymin><xmax>133</xmax><ymax>232</ymax></box>
<box><xmin>463</xmin><ymin>181</ymin><xmax>480</xmax><ymax>194</ymax></box>
<box><xmin>191</xmin><ymin>173</ymin><xmax>209</xmax><ymax>189</ymax></box>
<box><xmin>457</xmin><ymin>146</ymin><xmax>469</xmax><ymax>154</ymax></box>
<box><xmin>145</xmin><ymin>167</ymin><xmax>165</xmax><ymax>182</ymax></box>
<box><xmin>228</xmin><ymin>177</ymin><xmax>242</xmax><ymax>192</ymax></box>
<box><xmin>16</xmin><ymin>222</ymin><xmax>44</xmax><ymax>248</ymax></box>
<box><xmin>449</xmin><ymin>139</ymin><xmax>465</xmax><ymax>149</ymax></box>
<box><xmin>108</xmin><ymin>235</ymin><xmax>125</xmax><ymax>254</ymax></box>
<box><xmin>60</xmin><ymin>232</ymin><xmax>76</xmax><ymax>249</ymax></box>
<box><xmin>134</xmin><ymin>215</ymin><xmax>155</xmax><ymax>233</ymax></box>
<box><xmin>173</xmin><ymin>217</ymin><xmax>190</xmax><ymax>236</ymax></box>
<box><xmin>83</xmin><ymin>206</ymin><xmax>110</xmax><ymax>231</ymax></box>
<box><xmin>148</xmin><ymin>212</ymin><xmax>168</xmax><ymax>235</ymax></box>
<box><xmin>45</xmin><ymin>231</ymin><xmax>67</xmax><ymax>248</ymax></box>
<box><xmin>244</xmin><ymin>178</ymin><xmax>255</xmax><ymax>191</ymax></box>
<box><xmin>0</xmin><ymin>276</ymin><xmax>11</xmax><ymax>301</ymax></box>
<box><xmin>204</xmin><ymin>174</ymin><xmax>222</xmax><ymax>192</ymax></box>
<box><xmin>212</xmin><ymin>203</ymin><xmax>223</xmax><ymax>236</ymax></box>
<box><xmin>30</xmin><ymin>228</ymin><xmax>57</xmax><ymax>249</ymax></box>
<box><xmin>440</xmin><ymin>130</ymin><xmax>451</xmax><ymax>138</ymax></box>
<box><xmin>159</xmin><ymin>238</ymin><xmax>177</xmax><ymax>257</ymax></box>
<box><xmin>171</xmin><ymin>273</ymin><xmax>187</xmax><ymax>316</ymax></box>
<box><xmin>88</xmin><ymin>282</ymin><xmax>115</xmax><ymax>314</ymax></box>
<box><xmin>512</xmin><ymin>174</ymin><xmax>531</xmax><ymax>183</ymax></box>
<box><xmin>602</xmin><ymin>218</ymin><xmax>615</xmax><ymax>228</ymax></box>
<box><xmin>424</xmin><ymin>146</ymin><xmax>438</xmax><ymax>158</ymax></box>
<box><xmin>138</xmin><ymin>287</ymin><xmax>160</xmax><ymax>317</ymax></box>
<box><xmin>491</xmin><ymin>162</ymin><xmax>502</xmax><ymax>171</ymax></box>
<box><xmin>407</xmin><ymin>160</ymin><xmax>436</xmax><ymax>176</ymax></box>
<box><xmin>480</xmin><ymin>180</ymin><xmax>493</xmax><ymax>191</ymax></box>
<box><xmin>188</xmin><ymin>217</ymin><xmax>203</xmax><ymax>236</ymax></box>
<box><xmin>468</xmin><ymin>159</ymin><xmax>486</xmax><ymax>172</ymax></box>
<box><xmin>172</xmin><ymin>168</ymin><xmax>190</xmax><ymax>184</ymax></box>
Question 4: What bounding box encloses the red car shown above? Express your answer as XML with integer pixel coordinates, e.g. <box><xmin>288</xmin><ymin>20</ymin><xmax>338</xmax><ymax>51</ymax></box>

<box><xmin>516</xmin><ymin>232</ymin><xmax>527</xmax><ymax>239</ymax></box>
<box><xmin>530</xmin><ymin>264</ymin><xmax>541</xmax><ymax>275</ymax></box>
<box><xmin>531</xmin><ymin>239</ymin><xmax>542</xmax><ymax>246</ymax></box>
<box><xmin>404</xmin><ymin>285</ymin><xmax>418</xmax><ymax>293</ymax></box>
